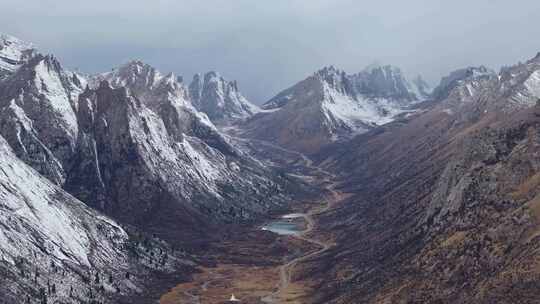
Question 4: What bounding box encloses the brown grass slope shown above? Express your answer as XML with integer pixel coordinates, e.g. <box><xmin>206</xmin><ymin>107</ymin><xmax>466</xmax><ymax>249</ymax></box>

<box><xmin>303</xmin><ymin>59</ymin><xmax>540</xmax><ymax>303</ymax></box>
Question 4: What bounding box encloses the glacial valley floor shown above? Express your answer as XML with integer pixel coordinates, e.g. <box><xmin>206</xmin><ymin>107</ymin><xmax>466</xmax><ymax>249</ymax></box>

<box><xmin>159</xmin><ymin>140</ymin><xmax>345</xmax><ymax>304</ymax></box>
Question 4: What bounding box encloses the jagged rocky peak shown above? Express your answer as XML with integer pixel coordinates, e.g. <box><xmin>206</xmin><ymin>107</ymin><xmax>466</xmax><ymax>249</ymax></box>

<box><xmin>262</xmin><ymin>65</ymin><xmax>352</xmax><ymax>110</ymax></box>
<box><xmin>189</xmin><ymin>72</ymin><xmax>204</xmax><ymax>101</ymax></box>
<box><xmin>189</xmin><ymin>71</ymin><xmax>260</xmax><ymax>125</ymax></box>
<box><xmin>314</xmin><ymin>65</ymin><xmax>350</xmax><ymax>94</ymax></box>
<box><xmin>412</xmin><ymin>74</ymin><xmax>432</xmax><ymax>98</ymax></box>
<box><xmin>67</xmin><ymin>75</ymin><xmax>289</xmax><ymax>232</ymax></box>
<box><xmin>354</xmin><ymin>64</ymin><xmax>431</xmax><ymax>101</ymax></box>
<box><xmin>316</xmin><ymin>63</ymin><xmax>430</xmax><ymax>101</ymax></box>
<box><xmin>432</xmin><ymin>65</ymin><xmax>495</xmax><ymax>101</ymax></box>
<box><xmin>357</xmin><ymin>64</ymin><xmax>410</xmax><ymax>96</ymax></box>
<box><xmin>97</xmin><ymin>60</ymin><xmax>190</xmax><ymax>109</ymax></box>
<box><xmin>64</xmin><ymin>61</ymin><xmax>290</xmax><ymax>228</ymax></box>
<box><xmin>248</xmin><ymin>64</ymin><xmax>428</xmax><ymax>153</ymax></box>
<box><xmin>0</xmin><ymin>34</ymin><xmax>37</xmax><ymax>78</ymax></box>
<box><xmin>106</xmin><ymin>60</ymin><xmax>162</xmax><ymax>88</ymax></box>
<box><xmin>494</xmin><ymin>54</ymin><xmax>540</xmax><ymax>109</ymax></box>
<box><xmin>310</xmin><ymin>56</ymin><xmax>540</xmax><ymax>304</ymax></box>
<box><xmin>97</xmin><ymin>61</ymin><xmax>228</xmax><ymax>151</ymax></box>
<box><xmin>264</xmin><ymin>64</ymin><xmax>428</xmax><ymax>110</ymax></box>
<box><xmin>428</xmin><ymin>52</ymin><xmax>540</xmax><ymax>129</ymax></box>
<box><xmin>315</xmin><ymin>65</ymin><xmax>346</xmax><ymax>80</ymax></box>
<box><xmin>0</xmin><ymin>51</ymin><xmax>86</xmax><ymax>185</ymax></box>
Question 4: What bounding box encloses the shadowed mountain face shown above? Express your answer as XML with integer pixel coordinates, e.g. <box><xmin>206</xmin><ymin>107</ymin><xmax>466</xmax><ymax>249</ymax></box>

<box><xmin>69</xmin><ymin>71</ymin><xmax>291</xmax><ymax>239</ymax></box>
<box><xmin>0</xmin><ymin>132</ymin><xmax>198</xmax><ymax>303</ymax></box>
<box><xmin>239</xmin><ymin>65</ymin><xmax>430</xmax><ymax>154</ymax></box>
<box><xmin>302</xmin><ymin>54</ymin><xmax>540</xmax><ymax>304</ymax></box>
<box><xmin>0</xmin><ymin>133</ymin><xmax>127</xmax><ymax>302</ymax></box>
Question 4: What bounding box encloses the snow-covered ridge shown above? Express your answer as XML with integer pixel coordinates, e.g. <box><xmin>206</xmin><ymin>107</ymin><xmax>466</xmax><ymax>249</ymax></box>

<box><xmin>433</xmin><ymin>53</ymin><xmax>540</xmax><ymax>121</ymax></box>
<box><xmin>264</xmin><ymin>64</ymin><xmax>430</xmax><ymax>111</ymax></box>
<box><xmin>0</xmin><ymin>133</ymin><xmax>131</xmax><ymax>301</ymax></box>
<box><xmin>96</xmin><ymin>60</ymin><xmax>220</xmax><ymax>134</ymax></box>
<box><xmin>0</xmin><ymin>34</ymin><xmax>36</xmax><ymax>77</ymax></box>
<box><xmin>431</xmin><ymin>66</ymin><xmax>495</xmax><ymax>101</ymax></box>
<box><xmin>97</xmin><ymin>60</ymin><xmax>189</xmax><ymax>106</ymax></box>
<box><xmin>70</xmin><ymin>61</ymin><xmax>288</xmax><ymax>224</ymax></box>
<box><xmin>0</xmin><ymin>135</ymin><xmax>127</xmax><ymax>266</ymax></box>
<box><xmin>0</xmin><ymin>34</ymin><xmax>291</xmax><ymax>302</ymax></box>
<box><xmin>315</xmin><ymin>65</ymin><xmax>422</xmax><ymax>135</ymax></box>
<box><xmin>243</xmin><ymin>64</ymin><xmax>428</xmax><ymax>152</ymax></box>
<box><xmin>0</xmin><ymin>35</ymin><xmax>288</xmax><ymax>226</ymax></box>
<box><xmin>100</xmin><ymin>63</ymin><xmax>261</xmax><ymax>126</ymax></box>
<box><xmin>0</xmin><ymin>53</ymin><xmax>87</xmax><ymax>185</ymax></box>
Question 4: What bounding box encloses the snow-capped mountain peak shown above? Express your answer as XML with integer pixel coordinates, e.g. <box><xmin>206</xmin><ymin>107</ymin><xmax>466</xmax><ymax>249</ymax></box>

<box><xmin>245</xmin><ymin>64</ymin><xmax>429</xmax><ymax>152</ymax></box>
<box><xmin>0</xmin><ymin>52</ymin><xmax>87</xmax><ymax>185</ymax></box>
<box><xmin>103</xmin><ymin>60</ymin><xmax>168</xmax><ymax>90</ymax></box>
<box><xmin>96</xmin><ymin>60</ymin><xmax>191</xmax><ymax>110</ymax></box>
<box><xmin>0</xmin><ymin>34</ymin><xmax>36</xmax><ymax>78</ymax></box>
<box><xmin>432</xmin><ymin>66</ymin><xmax>495</xmax><ymax>101</ymax></box>
<box><xmin>0</xmin><ymin>34</ymin><xmax>297</xmax><ymax>303</ymax></box>
<box><xmin>189</xmin><ymin>71</ymin><xmax>260</xmax><ymax>125</ymax></box>
<box><xmin>353</xmin><ymin>64</ymin><xmax>428</xmax><ymax>101</ymax></box>
<box><xmin>431</xmin><ymin>53</ymin><xmax>540</xmax><ymax>123</ymax></box>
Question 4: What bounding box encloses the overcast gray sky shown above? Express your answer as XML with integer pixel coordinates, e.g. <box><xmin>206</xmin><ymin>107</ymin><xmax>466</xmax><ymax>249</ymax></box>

<box><xmin>2</xmin><ymin>0</ymin><xmax>540</xmax><ymax>103</ymax></box>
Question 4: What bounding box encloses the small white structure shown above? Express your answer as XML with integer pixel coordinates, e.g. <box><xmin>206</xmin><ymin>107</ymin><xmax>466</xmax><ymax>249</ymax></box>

<box><xmin>229</xmin><ymin>294</ymin><xmax>240</xmax><ymax>302</ymax></box>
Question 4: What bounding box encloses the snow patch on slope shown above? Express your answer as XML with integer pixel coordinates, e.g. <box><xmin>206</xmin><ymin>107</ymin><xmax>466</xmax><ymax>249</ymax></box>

<box><xmin>0</xmin><ymin>34</ymin><xmax>35</xmax><ymax>75</ymax></box>
<box><xmin>323</xmin><ymin>82</ymin><xmax>402</xmax><ymax>129</ymax></box>
<box><xmin>523</xmin><ymin>70</ymin><xmax>540</xmax><ymax>100</ymax></box>
<box><xmin>0</xmin><ymin>136</ymin><xmax>127</xmax><ymax>267</ymax></box>
<box><xmin>33</xmin><ymin>59</ymin><xmax>79</xmax><ymax>136</ymax></box>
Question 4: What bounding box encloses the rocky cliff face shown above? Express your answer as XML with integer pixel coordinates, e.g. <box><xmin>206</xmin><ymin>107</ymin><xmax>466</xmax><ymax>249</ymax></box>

<box><xmin>0</xmin><ymin>134</ymin><xmax>191</xmax><ymax>304</ymax></box>
<box><xmin>303</xmin><ymin>53</ymin><xmax>540</xmax><ymax>304</ymax></box>
<box><xmin>65</xmin><ymin>61</ymin><xmax>290</xmax><ymax>241</ymax></box>
<box><xmin>0</xmin><ymin>133</ymin><xmax>125</xmax><ymax>303</ymax></box>
<box><xmin>431</xmin><ymin>66</ymin><xmax>495</xmax><ymax>101</ymax></box>
<box><xmin>0</xmin><ymin>54</ymin><xmax>86</xmax><ymax>185</ymax></box>
<box><xmin>189</xmin><ymin>71</ymin><xmax>260</xmax><ymax>125</ymax></box>
<box><xmin>412</xmin><ymin>74</ymin><xmax>432</xmax><ymax>99</ymax></box>
<box><xmin>241</xmin><ymin>65</ymin><xmax>429</xmax><ymax>153</ymax></box>
<box><xmin>0</xmin><ymin>36</ymin><xmax>290</xmax><ymax>303</ymax></box>
<box><xmin>0</xmin><ymin>33</ymin><xmax>292</xmax><ymax>233</ymax></box>
<box><xmin>0</xmin><ymin>34</ymin><xmax>36</xmax><ymax>79</ymax></box>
